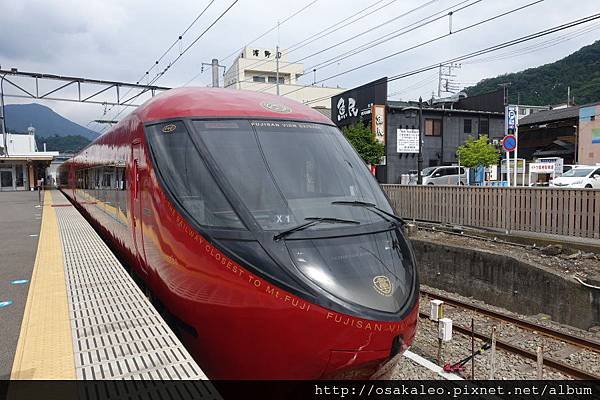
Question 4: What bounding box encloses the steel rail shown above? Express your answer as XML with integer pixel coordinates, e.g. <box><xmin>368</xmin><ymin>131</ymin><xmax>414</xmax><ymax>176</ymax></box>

<box><xmin>420</xmin><ymin>288</ymin><xmax>600</xmax><ymax>353</ymax></box>
<box><xmin>418</xmin><ymin>312</ymin><xmax>600</xmax><ymax>380</ymax></box>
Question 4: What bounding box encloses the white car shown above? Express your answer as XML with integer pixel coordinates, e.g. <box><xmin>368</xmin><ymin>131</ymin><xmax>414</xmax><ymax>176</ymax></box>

<box><xmin>550</xmin><ymin>166</ymin><xmax>600</xmax><ymax>189</ymax></box>
<box><xmin>421</xmin><ymin>166</ymin><xmax>467</xmax><ymax>185</ymax></box>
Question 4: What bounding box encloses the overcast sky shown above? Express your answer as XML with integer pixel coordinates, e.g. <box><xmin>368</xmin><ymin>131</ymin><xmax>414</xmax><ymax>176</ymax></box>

<box><xmin>1</xmin><ymin>0</ymin><xmax>599</xmax><ymax>130</ymax></box>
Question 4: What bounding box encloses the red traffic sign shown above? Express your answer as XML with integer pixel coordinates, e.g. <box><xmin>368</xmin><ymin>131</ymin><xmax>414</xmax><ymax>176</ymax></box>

<box><xmin>502</xmin><ymin>135</ymin><xmax>517</xmax><ymax>152</ymax></box>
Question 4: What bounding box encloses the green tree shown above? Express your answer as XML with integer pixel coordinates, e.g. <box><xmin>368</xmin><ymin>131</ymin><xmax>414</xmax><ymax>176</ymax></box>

<box><xmin>35</xmin><ymin>134</ymin><xmax>91</xmax><ymax>153</ymax></box>
<box><xmin>342</xmin><ymin>122</ymin><xmax>385</xmax><ymax>165</ymax></box>
<box><xmin>456</xmin><ymin>135</ymin><xmax>500</xmax><ymax>168</ymax></box>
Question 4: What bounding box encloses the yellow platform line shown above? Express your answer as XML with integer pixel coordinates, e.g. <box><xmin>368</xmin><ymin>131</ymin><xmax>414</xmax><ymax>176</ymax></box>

<box><xmin>10</xmin><ymin>191</ymin><xmax>75</xmax><ymax>380</ymax></box>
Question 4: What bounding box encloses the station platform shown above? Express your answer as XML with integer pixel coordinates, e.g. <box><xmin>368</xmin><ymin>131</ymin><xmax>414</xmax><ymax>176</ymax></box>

<box><xmin>2</xmin><ymin>190</ymin><xmax>212</xmax><ymax>383</ymax></box>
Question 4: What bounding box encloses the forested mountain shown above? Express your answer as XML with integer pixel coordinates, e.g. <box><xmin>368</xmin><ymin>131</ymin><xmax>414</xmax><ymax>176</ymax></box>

<box><xmin>5</xmin><ymin>103</ymin><xmax>99</xmax><ymax>140</ymax></box>
<box><xmin>35</xmin><ymin>135</ymin><xmax>91</xmax><ymax>153</ymax></box>
<box><xmin>465</xmin><ymin>40</ymin><xmax>600</xmax><ymax>106</ymax></box>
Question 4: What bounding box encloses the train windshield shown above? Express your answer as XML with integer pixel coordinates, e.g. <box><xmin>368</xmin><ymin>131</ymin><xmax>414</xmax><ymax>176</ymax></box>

<box><xmin>192</xmin><ymin>120</ymin><xmax>393</xmax><ymax>231</ymax></box>
<box><xmin>287</xmin><ymin>229</ymin><xmax>414</xmax><ymax>312</ymax></box>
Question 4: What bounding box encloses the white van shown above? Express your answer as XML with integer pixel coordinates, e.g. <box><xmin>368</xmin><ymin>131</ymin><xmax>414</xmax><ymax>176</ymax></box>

<box><xmin>421</xmin><ymin>166</ymin><xmax>467</xmax><ymax>185</ymax></box>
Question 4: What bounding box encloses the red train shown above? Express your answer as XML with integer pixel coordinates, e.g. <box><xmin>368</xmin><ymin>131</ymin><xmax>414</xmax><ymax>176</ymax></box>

<box><xmin>58</xmin><ymin>87</ymin><xmax>419</xmax><ymax>379</ymax></box>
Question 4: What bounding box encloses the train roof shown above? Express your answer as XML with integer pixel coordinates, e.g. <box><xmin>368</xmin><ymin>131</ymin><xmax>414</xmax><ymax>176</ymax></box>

<box><xmin>135</xmin><ymin>87</ymin><xmax>334</xmax><ymax>125</ymax></box>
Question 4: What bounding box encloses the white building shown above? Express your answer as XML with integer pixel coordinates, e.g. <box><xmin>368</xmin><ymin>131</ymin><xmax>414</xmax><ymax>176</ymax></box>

<box><xmin>517</xmin><ymin>104</ymin><xmax>551</xmax><ymax>119</ymax></box>
<box><xmin>224</xmin><ymin>47</ymin><xmax>344</xmax><ymax>108</ymax></box>
<box><xmin>0</xmin><ymin>126</ymin><xmax>58</xmax><ymax>191</ymax></box>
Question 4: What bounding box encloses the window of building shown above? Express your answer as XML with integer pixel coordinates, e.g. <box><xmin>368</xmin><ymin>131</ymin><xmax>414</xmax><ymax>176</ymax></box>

<box><xmin>15</xmin><ymin>164</ymin><xmax>23</xmax><ymax>187</ymax></box>
<box><xmin>479</xmin><ymin>118</ymin><xmax>489</xmax><ymax>135</ymax></box>
<box><xmin>463</xmin><ymin>119</ymin><xmax>472</xmax><ymax>134</ymax></box>
<box><xmin>252</xmin><ymin>76</ymin><xmax>265</xmax><ymax>83</ymax></box>
<box><xmin>424</xmin><ymin>119</ymin><xmax>442</xmax><ymax>136</ymax></box>
<box><xmin>267</xmin><ymin>76</ymin><xmax>285</xmax><ymax>84</ymax></box>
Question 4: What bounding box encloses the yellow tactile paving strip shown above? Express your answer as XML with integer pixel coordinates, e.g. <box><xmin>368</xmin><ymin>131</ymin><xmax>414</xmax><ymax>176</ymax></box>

<box><xmin>10</xmin><ymin>191</ymin><xmax>76</xmax><ymax>380</ymax></box>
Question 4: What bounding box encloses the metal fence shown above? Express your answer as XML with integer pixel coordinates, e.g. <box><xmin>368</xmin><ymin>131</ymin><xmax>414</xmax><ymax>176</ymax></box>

<box><xmin>382</xmin><ymin>185</ymin><xmax>600</xmax><ymax>239</ymax></box>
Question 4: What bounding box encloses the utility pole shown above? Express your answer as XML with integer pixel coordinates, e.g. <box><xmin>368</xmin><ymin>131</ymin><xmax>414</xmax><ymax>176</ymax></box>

<box><xmin>201</xmin><ymin>59</ymin><xmax>226</xmax><ymax>88</ymax></box>
<box><xmin>499</xmin><ymin>82</ymin><xmax>511</xmax><ymax>105</ymax></box>
<box><xmin>417</xmin><ymin>97</ymin><xmax>424</xmax><ymax>185</ymax></box>
<box><xmin>276</xmin><ymin>45</ymin><xmax>280</xmax><ymax>96</ymax></box>
<box><xmin>437</xmin><ymin>64</ymin><xmax>442</xmax><ymax>98</ymax></box>
<box><xmin>0</xmin><ymin>74</ymin><xmax>7</xmax><ymax>157</ymax></box>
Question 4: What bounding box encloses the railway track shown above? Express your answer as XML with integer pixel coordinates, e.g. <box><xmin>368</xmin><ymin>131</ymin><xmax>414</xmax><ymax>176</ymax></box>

<box><xmin>419</xmin><ymin>289</ymin><xmax>600</xmax><ymax>380</ymax></box>
<box><xmin>420</xmin><ymin>288</ymin><xmax>600</xmax><ymax>353</ymax></box>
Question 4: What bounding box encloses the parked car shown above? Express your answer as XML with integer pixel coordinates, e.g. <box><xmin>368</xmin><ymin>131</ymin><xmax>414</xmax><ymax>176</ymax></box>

<box><xmin>550</xmin><ymin>166</ymin><xmax>600</xmax><ymax>188</ymax></box>
<box><xmin>421</xmin><ymin>166</ymin><xmax>467</xmax><ymax>185</ymax></box>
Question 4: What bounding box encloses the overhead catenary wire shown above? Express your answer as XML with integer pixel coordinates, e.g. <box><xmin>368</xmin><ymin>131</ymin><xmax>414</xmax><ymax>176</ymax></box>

<box><xmin>219</xmin><ymin>0</ymin><xmax>321</xmax><ymax>65</ymax></box>
<box><xmin>461</xmin><ymin>20</ymin><xmax>600</xmax><ymax>65</ymax></box>
<box><xmin>101</xmin><ymin>0</ymin><xmax>239</xmax><ymax>132</ymax></box>
<box><xmin>307</xmin><ymin>0</ymin><xmax>479</xmax><ymax>72</ymax></box>
<box><xmin>92</xmin><ymin>0</ymin><xmax>217</xmax><ymax>129</ymax></box>
<box><xmin>276</xmin><ymin>0</ymin><xmax>544</xmax><ymax>97</ymax></box>
<box><xmin>236</xmin><ymin>0</ymin><xmax>447</xmax><ymax>91</ymax></box>
<box><xmin>271</xmin><ymin>0</ymin><xmax>545</xmax><ymax>102</ymax></box>
<box><xmin>387</xmin><ymin>72</ymin><xmax>439</xmax><ymax>98</ymax></box>
<box><xmin>301</xmin><ymin>11</ymin><xmax>600</xmax><ymax>106</ymax></box>
<box><xmin>250</xmin><ymin>0</ymin><xmax>480</xmax><ymax>94</ymax></box>
<box><xmin>229</xmin><ymin>0</ymin><xmax>405</xmax><ymax>88</ymax></box>
<box><xmin>184</xmin><ymin>0</ymin><xmax>324</xmax><ymax>86</ymax></box>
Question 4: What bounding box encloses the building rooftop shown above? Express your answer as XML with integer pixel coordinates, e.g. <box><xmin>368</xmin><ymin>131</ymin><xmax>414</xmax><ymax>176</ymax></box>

<box><xmin>0</xmin><ymin>132</ymin><xmax>58</xmax><ymax>160</ymax></box>
<box><xmin>519</xmin><ymin>106</ymin><xmax>580</xmax><ymax>125</ymax></box>
<box><xmin>386</xmin><ymin>100</ymin><xmax>504</xmax><ymax>116</ymax></box>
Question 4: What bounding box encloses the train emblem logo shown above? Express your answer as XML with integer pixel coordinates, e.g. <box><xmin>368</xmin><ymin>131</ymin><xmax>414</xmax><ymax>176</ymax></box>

<box><xmin>161</xmin><ymin>124</ymin><xmax>177</xmax><ymax>133</ymax></box>
<box><xmin>373</xmin><ymin>275</ymin><xmax>393</xmax><ymax>296</ymax></box>
<box><xmin>260</xmin><ymin>101</ymin><xmax>292</xmax><ymax>114</ymax></box>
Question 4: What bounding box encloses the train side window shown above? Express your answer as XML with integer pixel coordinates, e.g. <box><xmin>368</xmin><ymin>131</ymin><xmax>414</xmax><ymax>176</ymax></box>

<box><xmin>146</xmin><ymin>122</ymin><xmax>245</xmax><ymax>229</ymax></box>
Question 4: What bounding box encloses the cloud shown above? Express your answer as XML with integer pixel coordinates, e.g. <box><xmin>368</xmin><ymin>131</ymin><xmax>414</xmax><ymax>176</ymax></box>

<box><xmin>0</xmin><ymin>0</ymin><xmax>598</xmax><ymax>126</ymax></box>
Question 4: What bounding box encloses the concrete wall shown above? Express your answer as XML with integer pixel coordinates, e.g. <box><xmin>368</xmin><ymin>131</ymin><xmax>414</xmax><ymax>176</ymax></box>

<box><xmin>412</xmin><ymin>238</ymin><xmax>600</xmax><ymax>329</ymax></box>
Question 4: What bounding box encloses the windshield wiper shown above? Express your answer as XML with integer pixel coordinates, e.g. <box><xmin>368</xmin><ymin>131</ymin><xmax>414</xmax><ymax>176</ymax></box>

<box><xmin>273</xmin><ymin>217</ymin><xmax>360</xmax><ymax>241</ymax></box>
<box><xmin>331</xmin><ymin>200</ymin><xmax>406</xmax><ymax>226</ymax></box>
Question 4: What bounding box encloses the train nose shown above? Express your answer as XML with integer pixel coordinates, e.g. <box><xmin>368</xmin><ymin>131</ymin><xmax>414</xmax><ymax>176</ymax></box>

<box><xmin>322</xmin><ymin>335</ymin><xmax>409</xmax><ymax>379</ymax></box>
<box><xmin>323</xmin><ymin>349</ymin><xmax>392</xmax><ymax>379</ymax></box>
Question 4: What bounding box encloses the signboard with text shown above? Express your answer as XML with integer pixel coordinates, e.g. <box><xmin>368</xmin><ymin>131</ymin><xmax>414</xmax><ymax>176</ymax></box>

<box><xmin>331</xmin><ymin>78</ymin><xmax>387</xmax><ymax>127</ymax></box>
<box><xmin>396</xmin><ymin>129</ymin><xmax>419</xmax><ymax>153</ymax></box>
<box><xmin>371</xmin><ymin>104</ymin><xmax>386</xmax><ymax>146</ymax></box>
<box><xmin>501</xmin><ymin>158</ymin><xmax>525</xmax><ymax>174</ymax></box>
<box><xmin>505</xmin><ymin>105</ymin><xmax>517</xmax><ymax>135</ymax></box>
<box><xmin>529</xmin><ymin>163</ymin><xmax>556</xmax><ymax>173</ymax></box>
<box><xmin>537</xmin><ymin>157</ymin><xmax>563</xmax><ymax>175</ymax></box>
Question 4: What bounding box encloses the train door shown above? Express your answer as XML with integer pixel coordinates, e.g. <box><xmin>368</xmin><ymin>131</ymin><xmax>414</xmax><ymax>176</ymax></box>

<box><xmin>69</xmin><ymin>165</ymin><xmax>76</xmax><ymax>199</ymax></box>
<box><xmin>131</xmin><ymin>139</ymin><xmax>149</xmax><ymax>276</ymax></box>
